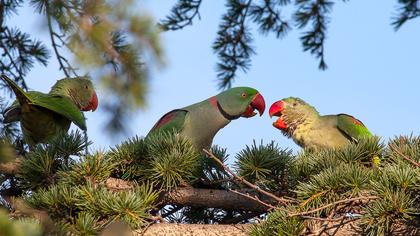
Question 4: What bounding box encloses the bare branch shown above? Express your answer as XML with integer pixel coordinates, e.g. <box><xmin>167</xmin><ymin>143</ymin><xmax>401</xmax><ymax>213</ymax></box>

<box><xmin>105</xmin><ymin>177</ymin><xmax>272</xmax><ymax>212</ymax></box>
<box><xmin>389</xmin><ymin>143</ymin><xmax>420</xmax><ymax>168</ymax></box>
<box><xmin>288</xmin><ymin>196</ymin><xmax>379</xmax><ymax>217</ymax></box>
<box><xmin>203</xmin><ymin>149</ymin><xmax>294</xmax><ymax>205</ymax></box>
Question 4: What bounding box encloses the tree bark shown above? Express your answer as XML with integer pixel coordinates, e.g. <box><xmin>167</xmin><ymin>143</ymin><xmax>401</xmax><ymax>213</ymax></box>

<box><xmin>105</xmin><ymin>177</ymin><xmax>271</xmax><ymax>212</ymax></box>
<box><xmin>0</xmin><ymin>158</ymin><xmax>20</xmax><ymax>175</ymax></box>
<box><xmin>134</xmin><ymin>223</ymin><xmax>250</xmax><ymax>236</ymax></box>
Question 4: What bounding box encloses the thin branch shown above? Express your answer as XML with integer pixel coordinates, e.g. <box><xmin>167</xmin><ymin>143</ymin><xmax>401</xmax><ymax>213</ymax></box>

<box><xmin>288</xmin><ymin>196</ymin><xmax>378</xmax><ymax>217</ymax></box>
<box><xmin>203</xmin><ymin>149</ymin><xmax>294</xmax><ymax>205</ymax></box>
<box><xmin>45</xmin><ymin>1</ymin><xmax>75</xmax><ymax>78</ymax></box>
<box><xmin>229</xmin><ymin>189</ymin><xmax>276</xmax><ymax>210</ymax></box>
<box><xmin>106</xmin><ymin>177</ymin><xmax>271</xmax><ymax>212</ymax></box>
<box><xmin>389</xmin><ymin>143</ymin><xmax>420</xmax><ymax>168</ymax></box>
<box><xmin>300</xmin><ymin>215</ymin><xmax>345</xmax><ymax>222</ymax></box>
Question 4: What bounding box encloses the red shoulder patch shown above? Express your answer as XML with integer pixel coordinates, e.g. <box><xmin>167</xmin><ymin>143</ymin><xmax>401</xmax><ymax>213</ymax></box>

<box><xmin>153</xmin><ymin>111</ymin><xmax>178</xmax><ymax>129</ymax></box>
<box><xmin>209</xmin><ymin>96</ymin><xmax>218</xmax><ymax>108</ymax></box>
<box><xmin>351</xmin><ymin>116</ymin><xmax>364</xmax><ymax>126</ymax></box>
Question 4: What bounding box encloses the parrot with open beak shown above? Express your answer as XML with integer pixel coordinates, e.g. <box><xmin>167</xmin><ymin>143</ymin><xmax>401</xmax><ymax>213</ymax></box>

<box><xmin>147</xmin><ymin>87</ymin><xmax>265</xmax><ymax>151</ymax></box>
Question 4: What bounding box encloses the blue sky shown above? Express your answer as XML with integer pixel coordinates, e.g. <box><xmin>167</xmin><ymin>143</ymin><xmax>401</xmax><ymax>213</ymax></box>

<box><xmin>6</xmin><ymin>1</ymin><xmax>420</xmax><ymax>158</ymax></box>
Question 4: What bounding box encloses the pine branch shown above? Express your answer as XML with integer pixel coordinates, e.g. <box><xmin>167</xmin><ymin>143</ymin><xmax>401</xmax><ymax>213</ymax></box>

<box><xmin>160</xmin><ymin>0</ymin><xmax>202</xmax><ymax>30</ymax></box>
<box><xmin>230</xmin><ymin>189</ymin><xmax>276</xmax><ymax>210</ymax></box>
<box><xmin>389</xmin><ymin>143</ymin><xmax>420</xmax><ymax>167</ymax></box>
<box><xmin>213</xmin><ymin>0</ymin><xmax>254</xmax><ymax>89</ymax></box>
<box><xmin>45</xmin><ymin>1</ymin><xmax>72</xmax><ymax>78</ymax></box>
<box><xmin>392</xmin><ymin>0</ymin><xmax>420</xmax><ymax>30</ymax></box>
<box><xmin>250</xmin><ymin>0</ymin><xmax>291</xmax><ymax>38</ymax></box>
<box><xmin>203</xmin><ymin>149</ymin><xmax>294</xmax><ymax>205</ymax></box>
<box><xmin>288</xmin><ymin>196</ymin><xmax>379</xmax><ymax>217</ymax></box>
<box><xmin>294</xmin><ymin>0</ymin><xmax>334</xmax><ymax>70</ymax></box>
<box><xmin>106</xmin><ymin>177</ymin><xmax>273</xmax><ymax>212</ymax></box>
<box><xmin>0</xmin><ymin>27</ymin><xmax>50</xmax><ymax>90</ymax></box>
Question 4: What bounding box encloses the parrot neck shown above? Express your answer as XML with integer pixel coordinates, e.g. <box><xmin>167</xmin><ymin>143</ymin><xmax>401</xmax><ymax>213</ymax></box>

<box><xmin>50</xmin><ymin>81</ymin><xmax>84</xmax><ymax>109</ymax></box>
<box><xmin>217</xmin><ymin>102</ymin><xmax>241</xmax><ymax>120</ymax></box>
<box><xmin>281</xmin><ymin>111</ymin><xmax>319</xmax><ymax>138</ymax></box>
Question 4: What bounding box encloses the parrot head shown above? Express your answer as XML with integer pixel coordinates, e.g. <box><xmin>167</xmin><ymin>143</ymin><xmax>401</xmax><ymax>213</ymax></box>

<box><xmin>51</xmin><ymin>77</ymin><xmax>98</xmax><ymax>112</ymax></box>
<box><xmin>216</xmin><ymin>87</ymin><xmax>265</xmax><ymax>120</ymax></box>
<box><xmin>269</xmin><ymin>97</ymin><xmax>318</xmax><ymax>133</ymax></box>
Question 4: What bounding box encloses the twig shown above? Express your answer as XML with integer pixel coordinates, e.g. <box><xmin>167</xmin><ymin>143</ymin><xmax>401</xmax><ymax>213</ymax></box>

<box><xmin>300</xmin><ymin>215</ymin><xmax>345</xmax><ymax>222</ymax></box>
<box><xmin>203</xmin><ymin>149</ymin><xmax>294</xmax><ymax>205</ymax></box>
<box><xmin>300</xmin><ymin>190</ymin><xmax>328</xmax><ymax>208</ymax></box>
<box><xmin>229</xmin><ymin>189</ymin><xmax>276</xmax><ymax>210</ymax></box>
<box><xmin>289</xmin><ymin>196</ymin><xmax>378</xmax><ymax>217</ymax></box>
<box><xmin>390</xmin><ymin>143</ymin><xmax>420</xmax><ymax>167</ymax></box>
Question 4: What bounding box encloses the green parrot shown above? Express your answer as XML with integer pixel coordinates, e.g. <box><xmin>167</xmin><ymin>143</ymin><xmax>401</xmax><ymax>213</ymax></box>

<box><xmin>269</xmin><ymin>97</ymin><xmax>372</xmax><ymax>150</ymax></box>
<box><xmin>1</xmin><ymin>75</ymin><xmax>98</xmax><ymax>146</ymax></box>
<box><xmin>147</xmin><ymin>87</ymin><xmax>266</xmax><ymax>150</ymax></box>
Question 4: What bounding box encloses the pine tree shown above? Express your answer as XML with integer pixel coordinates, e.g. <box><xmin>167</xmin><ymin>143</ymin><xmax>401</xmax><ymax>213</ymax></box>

<box><xmin>0</xmin><ymin>123</ymin><xmax>418</xmax><ymax>235</ymax></box>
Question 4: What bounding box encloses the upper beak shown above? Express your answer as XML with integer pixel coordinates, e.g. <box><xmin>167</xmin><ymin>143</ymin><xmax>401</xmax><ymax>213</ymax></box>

<box><xmin>81</xmin><ymin>92</ymin><xmax>98</xmax><ymax>112</ymax></box>
<box><xmin>241</xmin><ymin>93</ymin><xmax>265</xmax><ymax>118</ymax></box>
<box><xmin>269</xmin><ymin>100</ymin><xmax>284</xmax><ymax>118</ymax></box>
<box><xmin>251</xmin><ymin>93</ymin><xmax>266</xmax><ymax>116</ymax></box>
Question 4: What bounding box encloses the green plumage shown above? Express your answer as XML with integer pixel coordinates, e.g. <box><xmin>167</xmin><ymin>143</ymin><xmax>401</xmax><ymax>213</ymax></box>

<box><xmin>1</xmin><ymin>75</ymin><xmax>97</xmax><ymax>146</ymax></box>
<box><xmin>147</xmin><ymin>87</ymin><xmax>265</xmax><ymax>151</ymax></box>
<box><xmin>270</xmin><ymin>97</ymin><xmax>372</xmax><ymax>150</ymax></box>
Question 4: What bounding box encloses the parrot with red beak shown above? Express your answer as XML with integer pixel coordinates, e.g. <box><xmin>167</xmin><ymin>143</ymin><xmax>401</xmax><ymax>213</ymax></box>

<box><xmin>1</xmin><ymin>75</ymin><xmax>98</xmax><ymax>146</ymax></box>
<box><xmin>147</xmin><ymin>87</ymin><xmax>265</xmax><ymax>150</ymax></box>
<box><xmin>269</xmin><ymin>97</ymin><xmax>372</xmax><ymax>150</ymax></box>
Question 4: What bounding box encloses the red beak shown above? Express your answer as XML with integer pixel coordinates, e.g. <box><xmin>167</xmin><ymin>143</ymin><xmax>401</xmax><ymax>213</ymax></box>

<box><xmin>81</xmin><ymin>92</ymin><xmax>98</xmax><ymax>112</ymax></box>
<box><xmin>269</xmin><ymin>100</ymin><xmax>287</xmax><ymax>130</ymax></box>
<box><xmin>242</xmin><ymin>93</ymin><xmax>266</xmax><ymax>118</ymax></box>
<box><xmin>269</xmin><ymin>100</ymin><xmax>284</xmax><ymax>118</ymax></box>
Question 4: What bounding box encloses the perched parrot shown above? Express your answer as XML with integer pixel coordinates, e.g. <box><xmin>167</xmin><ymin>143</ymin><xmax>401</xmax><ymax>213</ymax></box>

<box><xmin>147</xmin><ymin>87</ymin><xmax>266</xmax><ymax>151</ymax></box>
<box><xmin>1</xmin><ymin>75</ymin><xmax>98</xmax><ymax>146</ymax></box>
<box><xmin>269</xmin><ymin>97</ymin><xmax>372</xmax><ymax>150</ymax></box>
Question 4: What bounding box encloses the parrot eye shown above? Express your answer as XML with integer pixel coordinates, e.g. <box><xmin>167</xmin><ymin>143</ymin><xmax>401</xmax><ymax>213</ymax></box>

<box><xmin>85</xmin><ymin>85</ymin><xmax>88</xmax><ymax>89</ymax></box>
<box><xmin>241</xmin><ymin>92</ymin><xmax>247</xmax><ymax>98</ymax></box>
<box><xmin>292</xmin><ymin>102</ymin><xmax>298</xmax><ymax>107</ymax></box>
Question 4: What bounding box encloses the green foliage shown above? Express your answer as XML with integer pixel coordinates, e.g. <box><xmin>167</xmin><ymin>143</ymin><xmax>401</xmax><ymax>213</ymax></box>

<box><xmin>17</xmin><ymin>146</ymin><xmax>59</xmax><ymax>189</ymax></box>
<box><xmin>293</xmin><ymin>137</ymin><xmax>384</xmax><ymax>179</ymax></box>
<box><xmin>58</xmin><ymin>152</ymin><xmax>116</xmax><ymax>186</ymax></box>
<box><xmin>0</xmin><ymin>209</ymin><xmax>42</xmax><ymax>236</ymax></box>
<box><xmin>17</xmin><ymin>131</ymin><xmax>91</xmax><ymax>189</ymax></box>
<box><xmin>75</xmin><ymin>183</ymin><xmax>158</xmax><ymax>228</ymax></box>
<box><xmin>2</xmin><ymin>121</ymin><xmax>420</xmax><ymax>235</ymax></box>
<box><xmin>107</xmin><ymin>135</ymin><xmax>149</xmax><ymax>180</ymax></box>
<box><xmin>146</xmin><ymin>132</ymin><xmax>200</xmax><ymax>188</ymax></box>
<box><xmin>27</xmin><ymin>184</ymin><xmax>79</xmax><ymax>218</ymax></box>
<box><xmin>196</xmin><ymin>145</ymin><xmax>230</xmax><ymax>188</ymax></box>
<box><xmin>28</xmin><ymin>182</ymin><xmax>159</xmax><ymax>231</ymax></box>
<box><xmin>250</xmin><ymin>207</ymin><xmax>304</xmax><ymax>236</ymax></box>
<box><xmin>235</xmin><ymin>140</ymin><xmax>294</xmax><ymax>192</ymax></box>
<box><xmin>250</xmin><ymin>135</ymin><xmax>419</xmax><ymax>235</ymax></box>
<box><xmin>295</xmin><ymin>163</ymin><xmax>372</xmax><ymax>212</ymax></box>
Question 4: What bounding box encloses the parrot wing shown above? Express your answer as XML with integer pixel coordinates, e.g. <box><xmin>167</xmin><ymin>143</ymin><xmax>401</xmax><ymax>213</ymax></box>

<box><xmin>3</xmin><ymin>91</ymin><xmax>46</xmax><ymax>123</ymax></box>
<box><xmin>337</xmin><ymin>114</ymin><xmax>372</xmax><ymax>142</ymax></box>
<box><xmin>1</xmin><ymin>75</ymin><xmax>86</xmax><ymax>130</ymax></box>
<box><xmin>149</xmin><ymin>109</ymin><xmax>188</xmax><ymax>135</ymax></box>
<box><xmin>32</xmin><ymin>95</ymin><xmax>87</xmax><ymax>130</ymax></box>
